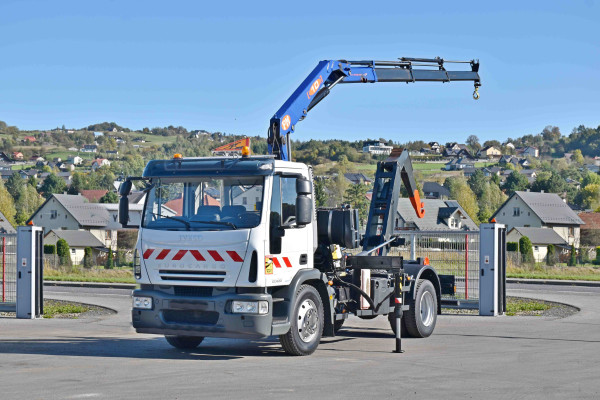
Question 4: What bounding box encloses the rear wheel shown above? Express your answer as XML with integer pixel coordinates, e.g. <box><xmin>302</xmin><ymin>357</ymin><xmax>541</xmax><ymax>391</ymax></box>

<box><xmin>404</xmin><ymin>279</ymin><xmax>437</xmax><ymax>338</ymax></box>
<box><xmin>164</xmin><ymin>335</ymin><xmax>204</xmax><ymax>349</ymax></box>
<box><xmin>279</xmin><ymin>285</ymin><xmax>324</xmax><ymax>356</ymax></box>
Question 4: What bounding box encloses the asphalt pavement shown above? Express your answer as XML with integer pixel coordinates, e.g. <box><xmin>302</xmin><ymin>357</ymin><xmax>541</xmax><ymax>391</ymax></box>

<box><xmin>0</xmin><ymin>284</ymin><xmax>599</xmax><ymax>400</ymax></box>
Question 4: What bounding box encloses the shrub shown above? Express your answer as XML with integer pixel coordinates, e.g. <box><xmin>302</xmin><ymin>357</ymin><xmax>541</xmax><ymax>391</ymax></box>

<box><xmin>105</xmin><ymin>248</ymin><xmax>114</xmax><ymax>269</ymax></box>
<box><xmin>83</xmin><ymin>247</ymin><xmax>93</xmax><ymax>268</ymax></box>
<box><xmin>596</xmin><ymin>246</ymin><xmax>600</xmax><ymax>265</ymax></box>
<box><xmin>56</xmin><ymin>239</ymin><xmax>72</xmax><ymax>266</ymax></box>
<box><xmin>44</xmin><ymin>244</ymin><xmax>56</xmax><ymax>255</ymax></box>
<box><xmin>546</xmin><ymin>244</ymin><xmax>556</xmax><ymax>266</ymax></box>
<box><xmin>507</xmin><ymin>242</ymin><xmax>519</xmax><ymax>252</ymax></box>
<box><xmin>116</xmin><ymin>250</ymin><xmax>127</xmax><ymax>266</ymax></box>
<box><xmin>519</xmin><ymin>236</ymin><xmax>534</xmax><ymax>263</ymax></box>
<box><xmin>568</xmin><ymin>245</ymin><xmax>577</xmax><ymax>267</ymax></box>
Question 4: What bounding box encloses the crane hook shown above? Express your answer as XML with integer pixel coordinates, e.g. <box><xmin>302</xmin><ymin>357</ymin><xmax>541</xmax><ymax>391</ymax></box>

<box><xmin>473</xmin><ymin>86</ymin><xmax>480</xmax><ymax>100</ymax></box>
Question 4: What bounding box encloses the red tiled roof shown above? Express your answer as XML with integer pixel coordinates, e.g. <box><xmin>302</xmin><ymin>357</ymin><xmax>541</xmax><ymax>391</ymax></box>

<box><xmin>579</xmin><ymin>212</ymin><xmax>600</xmax><ymax>230</ymax></box>
<box><xmin>80</xmin><ymin>190</ymin><xmax>108</xmax><ymax>203</ymax></box>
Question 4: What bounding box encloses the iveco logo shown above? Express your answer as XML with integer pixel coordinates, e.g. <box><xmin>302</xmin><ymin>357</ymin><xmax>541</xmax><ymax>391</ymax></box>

<box><xmin>179</xmin><ymin>234</ymin><xmax>204</xmax><ymax>241</ymax></box>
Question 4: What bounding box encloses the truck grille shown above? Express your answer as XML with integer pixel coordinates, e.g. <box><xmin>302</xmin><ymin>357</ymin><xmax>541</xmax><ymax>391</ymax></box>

<box><xmin>173</xmin><ymin>286</ymin><xmax>213</xmax><ymax>297</ymax></box>
<box><xmin>159</xmin><ymin>269</ymin><xmax>226</xmax><ymax>283</ymax></box>
<box><xmin>163</xmin><ymin>309</ymin><xmax>219</xmax><ymax>326</ymax></box>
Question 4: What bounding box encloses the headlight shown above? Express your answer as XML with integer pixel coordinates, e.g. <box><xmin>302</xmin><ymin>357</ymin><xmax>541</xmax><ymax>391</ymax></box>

<box><xmin>133</xmin><ymin>249</ymin><xmax>141</xmax><ymax>279</ymax></box>
<box><xmin>231</xmin><ymin>300</ymin><xmax>269</xmax><ymax>315</ymax></box>
<box><xmin>133</xmin><ymin>296</ymin><xmax>153</xmax><ymax>310</ymax></box>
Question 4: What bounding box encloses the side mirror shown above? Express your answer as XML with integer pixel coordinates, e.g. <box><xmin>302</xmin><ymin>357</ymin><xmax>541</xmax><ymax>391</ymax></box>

<box><xmin>296</xmin><ymin>196</ymin><xmax>312</xmax><ymax>226</ymax></box>
<box><xmin>296</xmin><ymin>177</ymin><xmax>311</xmax><ymax>195</ymax></box>
<box><xmin>119</xmin><ymin>180</ymin><xmax>133</xmax><ymax>196</ymax></box>
<box><xmin>119</xmin><ymin>195</ymin><xmax>130</xmax><ymax>227</ymax></box>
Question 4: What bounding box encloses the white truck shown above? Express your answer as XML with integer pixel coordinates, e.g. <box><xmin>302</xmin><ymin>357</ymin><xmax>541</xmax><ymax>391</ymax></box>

<box><xmin>119</xmin><ymin>57</ymin><xmax>481</xmax><ymax>355</ymax></box>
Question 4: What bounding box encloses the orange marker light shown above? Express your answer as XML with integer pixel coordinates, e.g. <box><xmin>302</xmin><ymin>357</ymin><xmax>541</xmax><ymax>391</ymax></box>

<box><xmin>424</xmin><ymin>257</ymin><xmax>430</xmax><ymax>266</ymax></box>
<box><xmin>173</xmin><ymin>153</ymin><xmax>183</xmax><ymax>159</ymax></box>
<box><xmin>241</xmin><ymin>146</ymin><xmax>250</xmax><ymax>157</ymax></box>
<box><xmin>490</xmin><ymin>218</ymin><xmax>496</xmax><ymax>223</ymax></box>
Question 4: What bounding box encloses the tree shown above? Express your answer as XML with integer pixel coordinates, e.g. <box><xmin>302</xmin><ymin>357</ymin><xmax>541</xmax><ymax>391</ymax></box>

<box><xmin>568</xmin><ymin>245</ymin><xmax>577</xmax><ymax>266</ymax></box>
<box><xmin>83</xmin><ymin>247</ymin><xmax>93</xmax><ymax>268</ymax></box>
<box><xmin>504</xmin><ymin>171</ymin><xmax>529</xmax><ymax>196</ymax></box>
<box><xmin>467</xmin><ymin>169</ymin><xmax>487</xmax><ymax>198</ymax></box>
<box><xmin>546</xmin><ymin>244</ymin><xmax>556</xmax><ymax>266</ymax></box>
<box><xmin>531</xmin><ymin>171</ymin><xmax>567</xmax><ymax>194</ymax></box>
<box><xmin>519</xmin><ymin>236</ymin><xmax>534</xmax><ymax>263</ymax></box>
<box><xmin>39</xmin><ymin>173</ymin><xmax>67</xmax><ymax>198</ymax></box>
<box><xmin>541</xmin><ymin>126</ymin><xmax>561</xmax><ymax>142</ymax></box>
<box><xmin>313</xmin><ymin>178</ymin><xmax>327</xmax><ymax>208</ymax></box>
<box><xmin>466</xmin><ymin>135</ymin><xmax>481</xmax><ymax>152</ymax></box>
<box><xmin>5</xmin><ymin>172</ymin><xmax>24</xmax><ymax>200</ymax></box>
<box><xmin>483</xmin><ymin>140</ymin><xmax>501</xmax><ymax>148</ymax></box>
<box><xmin>0</xmin><ymin>179</ymin><xmax>17</xmax><ymax>225</ymax></box>
<box><xmin>57</xmin><ymin>239</ymin><xmax>72</xmax><ymax>266</ymax></box>
<box><xmin>99</xmin><ymin>191</ymin><xmax>119</xmax><ymax>203</ymax></box>
<box><xmin>344</xmin><ymin>183</ymin><xmax>369</xmax><ymax>223</ymax></box>
<box><xmin>445</xmin><ymin>176</ymin><xmax>479</xmax><ymax>222</ymax></box>
<box><xmin>581</xmin><ymin>171</ymin><xmax>600</xmax><ymax>188</ymax></box>
<box><xmin>105</xmin><ymin>248</ymin><xmax>114</xmax><ymax>269</ymax></box>
<box><xmin>15</xmin><ymin>184</ymin><xmax>44</xmax><ymax>225</ymax></box>
<box><xmin>572</xmin><ymin>149</ymin><xmax>584</xmax><ymax>165</ymax></box>
<box><xmin>478</xmin><ymin>182</ymin><xmax>507</xmax><ymax>223</ymax></box>
<box><xmin>581</xmin><ymin>184</ymin><xmax>600</xmax><ymax>210</ymax></box>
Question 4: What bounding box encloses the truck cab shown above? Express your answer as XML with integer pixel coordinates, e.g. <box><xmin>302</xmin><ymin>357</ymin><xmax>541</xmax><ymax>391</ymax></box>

<box><xmin>123</xmin><ymin>155</ymin><xmax>322</xmax><ymax>347</ymax></box>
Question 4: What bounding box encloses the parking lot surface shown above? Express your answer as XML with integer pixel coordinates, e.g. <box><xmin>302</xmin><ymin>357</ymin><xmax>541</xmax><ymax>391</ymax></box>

<box><xmin>1</xmin><ymin>285</ymin><xmax>599</xmax><ymax>400</ymax></box>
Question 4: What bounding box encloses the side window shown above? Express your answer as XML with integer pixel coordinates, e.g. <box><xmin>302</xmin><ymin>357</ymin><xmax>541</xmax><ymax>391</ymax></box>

<box><xmin>269</xmin><ymin>176</ymin><xmax>282</xmax><ymax>254</ymax></box>
<box><xmin>281</xmin><ymin>177</ymin><xmax>297</xmax><ymax>225</ymax></box>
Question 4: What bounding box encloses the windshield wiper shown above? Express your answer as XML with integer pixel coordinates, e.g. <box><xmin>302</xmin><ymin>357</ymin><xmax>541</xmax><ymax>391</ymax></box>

<box><xmin>152</xmin><ymin>213</ymin><xmax>191</xmax><ymax>230</ymax></box>
<box><xmin>189</xmin><ymin>220</ymin><xmax>237</xmax><ymax>229</ymax></box>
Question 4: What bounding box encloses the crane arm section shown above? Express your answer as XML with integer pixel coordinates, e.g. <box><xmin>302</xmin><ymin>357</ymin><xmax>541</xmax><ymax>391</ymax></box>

<box><xmin>267</xmin><ymin>57</ymin><xmax>481</xmax><ymax>161</ymax></box>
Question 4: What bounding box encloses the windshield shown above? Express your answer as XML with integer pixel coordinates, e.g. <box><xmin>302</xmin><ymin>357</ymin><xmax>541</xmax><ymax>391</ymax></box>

<box><xmin>142</xmin><ymin>176</ymin><xmax>264</xmax><ymax>231</ymax></box>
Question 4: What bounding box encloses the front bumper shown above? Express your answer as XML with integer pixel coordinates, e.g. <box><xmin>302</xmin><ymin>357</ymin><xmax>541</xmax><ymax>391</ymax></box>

<box><xmin>132</xmin><ymin>288</ymin><xmax>278</xmax><ymax>339</ymax></box>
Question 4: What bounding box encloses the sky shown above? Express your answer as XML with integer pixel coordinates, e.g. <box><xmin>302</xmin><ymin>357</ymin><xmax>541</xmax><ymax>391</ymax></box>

<box><xmin>1</xmin><ymin>0</ymin><xmax>599</xmax><ymax>145</ymax></box>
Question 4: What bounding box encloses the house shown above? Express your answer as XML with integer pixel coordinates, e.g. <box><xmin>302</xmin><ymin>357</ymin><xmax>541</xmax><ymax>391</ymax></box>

<box><xmin>483</xmin><ymin>166</ymin><xmax>503</xmax><ymax>177</ymax></box>
<box><xmin>445</xmin><ymin>158</ymin><xmax>474</xmax><ymax>171</ymax></box>
<box><xmin>0</xmin><ymin>210</ymin><xmax>15</xmax><ymax>234</ymax></box>
<box><xmin>395</xmin><ymin>199</ymin><xmax>478</xmax><ymax>231</ymax></box>
<box><xmin>68</xmin><ymin>155</ymin><xmax>83</xmax><ymax>165</ymax></box>
<box><xmin>503</xmin><ymin>142</ymin><xmax>515</xmax><ymax>149</ymax></box>
<box><xmin>22</xmin><ymin>136</ymin><xmax>37</xmax><ymax>143</ymax></box>
<box><xmin>491</xmin><ymin>191</ymin><xmax>584</xmax><ymax>247</ymax></box>
<box><xmin>462</xmin><ymin>166</ymin><xmax>477</xmax><ymax>177</ymax></box>
<box><xmin>12</xmin><ymin>152</ymin><xmax>23</xmax><ymax>160</ymax></box>
<box><xmin>578</xmin><ymin>212</ymin><xmax>600</xmax><ymax>246</ymax></box>
<box><xmin>443</xmin><ymin>147</ymin><xmax>473</xmax><ymax>159</ymax></box>
<box><xmin>80</xmin><ymin>189</ymin><xmax>109</xmax><ymax>203</ymax></box>
<box><xmin>44</xmin><ymin>230</ymin><xmax>106</xmax><ymax>265</ymax></box>
<box><xmin>517</xmin><ymin>146</ymin><xmax>539</xmax><ymax>158</ymax></box>
<box><xmin>114</xmin><ymin>137</ymin><xmax>126</xmax><ymax>145</ymax></box>
<box><xmin>428</xmin><ymin>142</ymin><xmax>441</xmax><ymax>154</ymax></box>
<box><xmin>344</xmin><ymin>173</ymin><xmax>373</xmax><ymax>185</ymax></box>
<box><xmin>565</xmin><ymin>178</ymin><xmax>581</xmax><ymax>190</ymax></box>
<box><xmin>91</xmin><ymin>158</ymin><xmax>111</xmax><ymax>171</ymax></box>
<box><xmin>422</xmin><ymin>182</ymin><xmax>450</xmax><ymax>200</ymax></box>
<box><xmin>477</xmin><ymin>145</ymin><xmax>502</xmax><ymax>159</ymax></box>
<box><xmin>507</xmin><ymin>227</ymin><xmax>569</xmax><ymax>263</ymax></box>
<box><xmin>27</xmin><ymin>194</ymin><xmax>142</xmax><ymax>251</ymax></box>
<box><xmin>81</xmin><ymin>144</ymin><xmax>98</xmax><ymax>153</ymax></box>
<box><xmin>362</xmin><ymin>140</ymin><xmax>393</xmax><ymax>155</ymax></box>
<box><xmin>58</xmin><ymin>171</ymin><xmax>72</xmax><ymax>185</ymax></box>
<box><xmin>93</xmin><ymin>132</ymin><xmax>104</xmax><ymax>138</ymax></box>
<box><xmin>519</xmin><ymin>169</ymin><xmax>537</xmax><ymax>184</ymax></box>
<box><xmin>133</xmin><ymin>137</ymin><xmax>146</xmax><ymax>143</ymax></box>
<box><xmin>106</xmin><ymin>150</ymin><xmax>119</xmax><ymax>158</ymax></box>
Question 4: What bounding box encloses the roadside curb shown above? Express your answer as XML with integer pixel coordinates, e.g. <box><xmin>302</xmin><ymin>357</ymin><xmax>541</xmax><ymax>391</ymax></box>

<box><xmin>507</xmin><ymin>278</ymin><xmax>600</xmax><ymax>287</ymax></box>
<box><xmin>44</xmin><ymin>281</ymin><xmax>136</xmax><ymax>290</ymax></box>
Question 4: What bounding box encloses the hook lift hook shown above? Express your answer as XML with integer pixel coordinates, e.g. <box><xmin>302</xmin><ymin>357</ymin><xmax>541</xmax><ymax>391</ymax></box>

<box><xmin>473</xmin><ymin>84</ymin><xmax>480</xmax><ymax>100</ymax></box>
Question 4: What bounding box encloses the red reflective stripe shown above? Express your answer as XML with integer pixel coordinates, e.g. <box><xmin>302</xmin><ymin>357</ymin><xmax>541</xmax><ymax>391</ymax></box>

<box><xmin>172</xmin><ymin>250</ymin><xmax>188</xmax><ymax>260</ymax></box>
<box><xmin>143</xmin><ymin>249</ymin><xmax>154</xmax><ymax>259</ymax></box>
<box><xmin>282</xmin><ymin>257</ymin><xmax>292</xmax><ymax>268</ymax></box>
<box><xmin>394</xmin><ymin>298</ymin><xmax>402</xmax><ymax>304</ymax></box>
<box><xmin>190</xmin><ymin>250</ymin><xmax>205</xmax><ymax>261</ymax></box>
<box><xmin>227</xmin><ymin>251</ymin><xmax>243</xmax><ymax>262</ymax></box>
<box><xmin>272</xmin><ymin>257</ymin><xmax>282</xmax><ymax>268</ymax></box>
<box><xmin>208</xmin><ymin>250</ymin><xmax>224</xmax><ymax>262</ymax></box>
<box><xmin>156</xmin><ymin>249</ymin><xmax>171</xmax><ymax>260</ymax></box>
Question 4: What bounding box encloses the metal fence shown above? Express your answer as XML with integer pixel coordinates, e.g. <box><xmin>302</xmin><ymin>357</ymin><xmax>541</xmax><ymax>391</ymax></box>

<box><xmin>388</xmin><ymin>231</ymin><xmax>480</xmax><ymax>301</ymax></box>
<box><xmin>0</xmin><ymin>234</ymin><xmax>18</xmax><ymax>306</ymax></box>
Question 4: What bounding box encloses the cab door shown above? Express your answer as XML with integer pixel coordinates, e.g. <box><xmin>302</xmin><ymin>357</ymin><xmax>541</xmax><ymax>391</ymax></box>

<box><xmin>267</xmin><ymin>174</ymin><xmax>312</xmax><ymax>285</ymax></box>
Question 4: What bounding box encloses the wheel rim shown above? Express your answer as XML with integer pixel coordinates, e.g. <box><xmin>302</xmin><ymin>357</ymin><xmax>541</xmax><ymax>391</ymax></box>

<box><xmin>420</xmin><ymin>290</ymin><xmax>435</xmax><ymax>327</ymax></box>
<box><xmin>297</xmin><ymin>299</ymin><xmax>319</xmax><ymax>343</ymax></box>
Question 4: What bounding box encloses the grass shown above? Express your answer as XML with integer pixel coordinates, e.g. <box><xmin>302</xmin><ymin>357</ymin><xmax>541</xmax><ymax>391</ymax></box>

<box><xmin>43</xmin><ymin>300</ymin><xmax>90</xmax><ymax>319</ymax></box>
<box><xmin>44</xmin><ymin>266</ymin><xmax>136</xmax><ymax>284</ymax></box>
<box><xmin>507</xmin><ymin>263</ymin><xmax>600</xmax><ymax>281</ymax></box>
<box><xmin>505</xmin><ymin>298</ymin><xmax>552</xmax><ymax>316</ymax></box>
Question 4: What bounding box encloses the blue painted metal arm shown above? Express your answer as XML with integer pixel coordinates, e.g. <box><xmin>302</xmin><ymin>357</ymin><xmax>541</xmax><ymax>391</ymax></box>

<box><xmin>267</xmin><ymin>57</ymin><xmax>481</xmax><ymax>161</ymax></box>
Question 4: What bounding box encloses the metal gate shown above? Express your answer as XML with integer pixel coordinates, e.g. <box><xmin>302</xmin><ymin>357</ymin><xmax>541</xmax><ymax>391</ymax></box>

<box><xmin>0</xmin><ymin>234</ymin><xmax>18</xmax><ymax>312</ymax></box>
<box><xmin>388</xmin><ymin>231</ymin><xmax>480</xmax><ymax>305</ymax></box>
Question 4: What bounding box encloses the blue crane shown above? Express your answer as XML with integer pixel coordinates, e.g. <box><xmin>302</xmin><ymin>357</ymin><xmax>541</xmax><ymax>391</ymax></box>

<box><xmin>267</xmin><ymin>57</ymin><xmax>481</xmax><ymax>161</ymax></box>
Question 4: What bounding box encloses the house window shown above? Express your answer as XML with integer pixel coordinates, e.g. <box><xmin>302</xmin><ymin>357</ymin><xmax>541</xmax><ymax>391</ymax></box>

<box><xmin>242</xmin><ymin>197</ymin><xmax>247</xmax><ymax>205</ymax></box>
<box><xmin>534</xmin><ymin>246</ymin><xmax>539</xmax><ymax>251</ymax></box>
<box><xmin>50</xmin><ymin>210</ymin><xmax>58</xmax><ymax>219</ymax></box>
<box><xmin>513</xmin><ymin>207</ymin><xmax>520</xmax><ymax>217</ymax></box>
<box><xmin>569</xmin><ymin>227</ymin><xmax>574</xmax><ymax>236</ymax></box>
<box><xmin>71</xmin><ymin>249</ymin><xmax>76</xmax><ymax>254</ymax></box>
<box><xmin>105</xmin><ymin>231</ymin><xmax>111</xmax><ymax>240</ymax></box>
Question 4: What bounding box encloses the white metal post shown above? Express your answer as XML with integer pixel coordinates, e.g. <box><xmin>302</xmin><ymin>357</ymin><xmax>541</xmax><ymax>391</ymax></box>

<box><xmin>16</xmin><ymin>226</ymin><xmax>43</xmax><ymax>319</ymax></box>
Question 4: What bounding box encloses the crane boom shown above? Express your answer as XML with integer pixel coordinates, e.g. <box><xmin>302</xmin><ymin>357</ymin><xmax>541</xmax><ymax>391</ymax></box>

<box><xmin>267</xmin><ymin>57</ymin><xmax>481</xmax><ymax>161</ymax></box>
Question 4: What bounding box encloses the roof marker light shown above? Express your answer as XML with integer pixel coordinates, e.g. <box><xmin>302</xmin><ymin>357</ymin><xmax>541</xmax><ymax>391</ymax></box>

<box><xmin>173</xmin><ymin>154</ymin><xmax>183</xmax><ymax>159</ymax></box>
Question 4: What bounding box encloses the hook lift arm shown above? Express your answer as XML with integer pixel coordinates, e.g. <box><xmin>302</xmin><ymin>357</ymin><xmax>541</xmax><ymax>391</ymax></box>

<box><xmin>267</xmin><ymin>57</ymin><xmax>481</xmax><ymax>161</ymax></box>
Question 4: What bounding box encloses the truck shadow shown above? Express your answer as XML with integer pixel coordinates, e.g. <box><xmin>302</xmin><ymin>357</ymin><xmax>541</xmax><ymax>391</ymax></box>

<box><xmin>0</xmin><ymin>336</ymin><xmax>298</xmax><ymax>360</ymax></box>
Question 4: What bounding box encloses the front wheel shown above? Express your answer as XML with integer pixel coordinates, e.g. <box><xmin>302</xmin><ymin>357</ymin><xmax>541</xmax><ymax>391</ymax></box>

<box><xmin>403</xmin><ymin>279</ymin><xmax>437</xmax><ymax>338</ymax></box>
<box><xmin>279</xmin><ymin>285</ymin><xmax>324</xmax><ymax>356</ymax></box>
<box><xmin>164</xmin><ymin>335</ymin><xmax>204</xmax><ymax>349</ymax></box>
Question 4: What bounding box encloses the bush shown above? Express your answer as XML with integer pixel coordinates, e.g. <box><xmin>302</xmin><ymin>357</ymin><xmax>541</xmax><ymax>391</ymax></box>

<box><xmin>105</xmin><ymin>248</ymin><xmax>114</xmax><ymax>269</ymax></box>
<box><xmin>596</xmin><ymin>246</ymin><xmax>600</xmax><ymax>265</ymax></box>
<box><xmin>568</xmin><ymin>245</ymin><xmax>577</xmax><ymax>267</ymax></box>
<box><xmin>546</xmin><ymin>244</ymin><xmax>556</xmax><ymax>266</ymax></box>
<box><xmin>507</xmin><ymin>242</ymin><xmax>519</xmax><ymax>252</ymax></box>
<box><xmin>116</xmin><ymin>250</ymin><xmax>127</xmax><ymax>267</ymax></box>
<box><xmin>56</xmin><ymin>239</ymin><xmax>72</xmax><ymax>266</ymax></box>
<box><xmin>519</xmin><ymin>236</ymin><xmax>534</xmax><ymax>263</ymax></box>
<box><xmin>44</xmin><ymin>244</ymin><xmax>56</xmax><ymax>255</ymax></box>
<box><xmin>83</xmin><ymin>247</ymin><xmax>93</xmax><ymax>268</ymax></box>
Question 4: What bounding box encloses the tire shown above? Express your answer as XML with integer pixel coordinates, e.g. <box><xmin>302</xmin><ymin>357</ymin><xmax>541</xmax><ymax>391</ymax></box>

<box><xmin>403</xmin><ymin>279</ymin><xmax>437</xmax><ymax>338</ymax></box>
<box><xmin>279</xmin><ymin>284</ymin><xmax>324</xmax><ymax>356</ymax></box>
<box><xmin>164</xmin><ymin>335</ymin><xmax>204</xmax><ymax>349</ymax></box>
